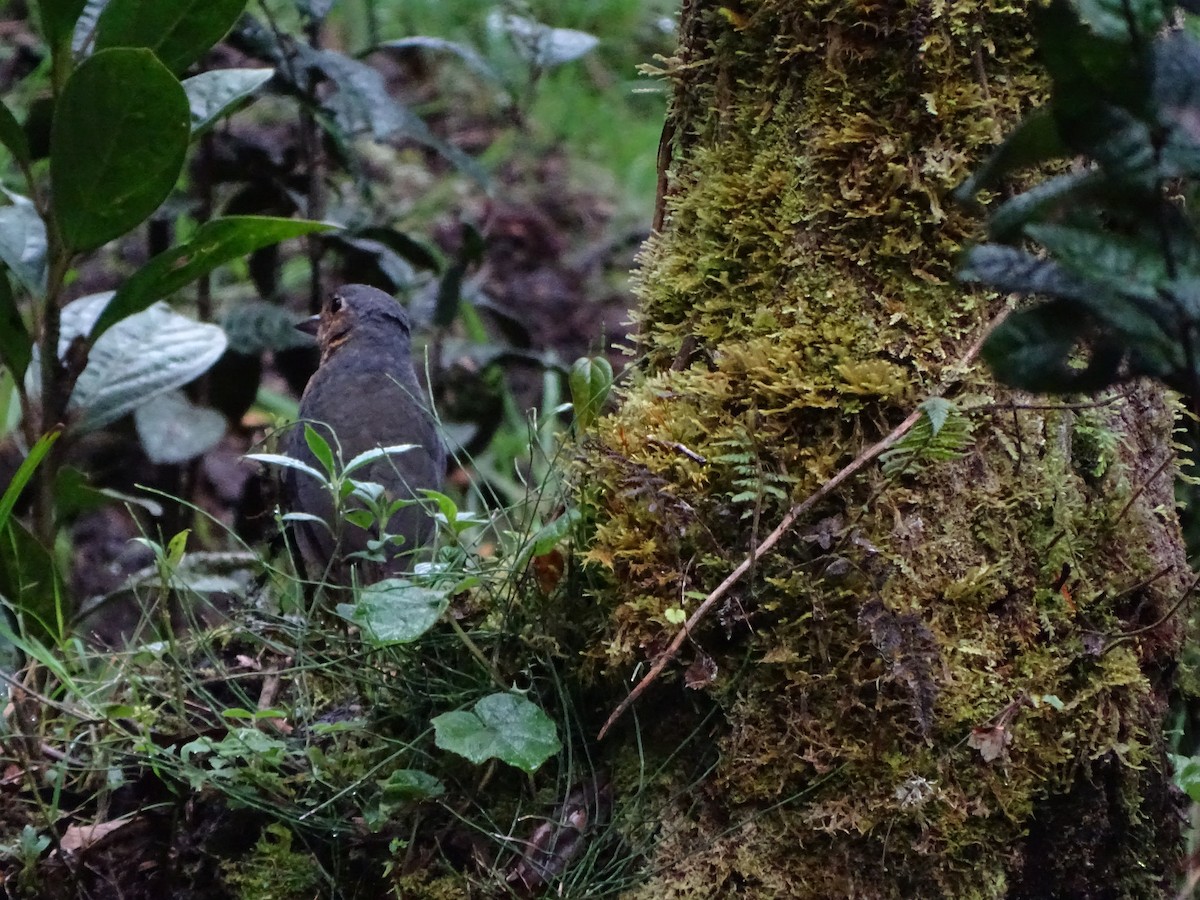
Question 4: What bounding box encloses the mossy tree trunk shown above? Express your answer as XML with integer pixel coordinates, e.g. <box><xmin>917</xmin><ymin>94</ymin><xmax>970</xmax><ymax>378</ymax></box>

<box><xmin>585</xmin><ymin>2</ymin><xmax>1189</xmax><ymax>897</ymax></box>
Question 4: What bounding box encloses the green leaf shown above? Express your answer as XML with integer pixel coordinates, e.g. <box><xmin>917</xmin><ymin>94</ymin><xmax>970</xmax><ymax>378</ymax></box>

<box><xmin>0</xmin><ymin>268</ymin><xmax>31</xmax><ymax>379</ymax></box>
<box><xmin>0</xmin><ymin>98</ymin><xmax>31</xmax><ymax>171</ymax></box>
<box><xmin>245</xmin><ymin>453</ymin><xmax>325</xmax><ymax>483</ymax></box>
<box><xmin>334</xmin><ymin>577</ymin><xmax>448</xmax><ymax>646</ymax></box>
<box><xmin>0</xmin><ymin>431</ymin><xmax>59</xmax><ymax>536</ymax></box>
<box><xmin>919</xmin><ymin>397</ymin><xmax>954</xmax><ymax>437</ymax></box>
<box><xmin>0</xmin><ymin>194</ymin><xmax>49</xmax><ymax>297</ymax></box>
<box><xmin>568</xmin><ymin>355</ymin><xmax>613</xmax><ymax>431</ymax></box>
<box><xmin>89</xmin><ymin>216</ymin><xmax>333</xmax><ymax>342</ymax></box>
<box><xmin>0</xmin><ymin>518</ymin><xmax>64</xmax><ymax>642</ymax></box>
<box><xmin>96</xmin><ymin>0</ymin><xmax>249</xmax><ymax>74</ymax></box>
<box><xmin>432</xmin><ymin>692</ymin><xmax>560</xmax><ymax>774</ymax></box>
<box><xmin>982</xmin><ymin>302</ymin><xmax>1123</xmax><ymax>393</ymax></box>
<box><xmin>434</xmin><ymin>223</ymin><xmax>485</xmax><ymax>328</ymax></box>
<box><xmin>379</xmin><ymin>769</ymin><xmax>445</xmax><ymax>804</ymax></box>
<box><xmin>985</xmin><ymin>170</ymin><xmax>1104</xmax><ymax>242</ymax></box>
<box><xmin>1152</xmin><ymin>31</ymin><xmax>1200</xmax><ymax>177</ymax></box>
<box><xmin>183</xmin><ymin>68</ymin><xmax>275</xmax><ymax>134</ymax></box>
<box><xmin>51</xmin><ymin>48</ymin><xmax>190</xmax><ymax>253</ymax></box>
<box><xmin>303</xmin><ymin>423</ymin><xmax>337</xmax><ymax>477</ymax></box>
<box><xmin>34</xmin><ymin>0</ymin><xmax>88</xmax><ymax>52</ymax></box>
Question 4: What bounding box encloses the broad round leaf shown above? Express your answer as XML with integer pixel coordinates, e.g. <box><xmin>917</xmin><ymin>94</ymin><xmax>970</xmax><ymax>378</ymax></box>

<box><xmin>134</xmin><ymin>389</ymin><xmax>227</xmax><ymax>464</ymax></box>
<box><xmin>183</xmin><ymin>68</ymin><xmax>275</xmax><ymax>134</ymax></box>
<box><xmin>335</xmin><ymin>578</ymin><xmax>448</xmax><ymax>646</ymax></box>
<box><xmin>39</xmin><ymin>293</ymin><xmax>228</xmax><ymax>432</ymax></box>
<box><xmin>432</xmin><ymin>692</ymin><xmax>560</xmax><ymax>774</ymax></box>
<box><xmin>96</xmin><ymin>0</ymin><xmax>250</xmax><ymax>74</ymax></box>
<box><xmin>51</xmin><ymin>48</ymin><xmax>189</xmax><ymax>253</ymax></box>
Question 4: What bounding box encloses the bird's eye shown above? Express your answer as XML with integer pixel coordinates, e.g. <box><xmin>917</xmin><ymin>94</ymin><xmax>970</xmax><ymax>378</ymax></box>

<box><xmin>329</xmin><ymin>294</ymin><xmax>344</xmax><ymax>314</ymax></box>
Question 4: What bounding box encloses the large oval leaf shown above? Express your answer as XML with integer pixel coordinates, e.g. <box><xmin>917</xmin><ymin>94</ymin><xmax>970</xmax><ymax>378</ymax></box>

<box><xmin>35</xmin><ymin>293</ymin><xmax>228</xmax><ymax>432</ymax></box>
<box><xmin>50</xmin><ymin>48</ymin><xmax>189</xmax><ymax>253</ymax></box>
<box><xmin>96</xmin><ymin>0</ymin><xmax>250</xmax><ymax>75</ymax></box>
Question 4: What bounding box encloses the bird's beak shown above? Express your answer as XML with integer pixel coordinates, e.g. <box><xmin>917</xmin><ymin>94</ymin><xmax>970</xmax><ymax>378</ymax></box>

<box><xmin>296</xmin><ymin>315</ymin><xmax>320</xmax><ymax>336</ymax></box>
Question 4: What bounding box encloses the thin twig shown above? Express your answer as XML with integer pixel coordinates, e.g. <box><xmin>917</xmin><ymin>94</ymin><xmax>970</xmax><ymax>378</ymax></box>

<box><xmin>597</xmin><ymin>311</ymin><xmax>1004</xmax><ymax>740</ymax></box>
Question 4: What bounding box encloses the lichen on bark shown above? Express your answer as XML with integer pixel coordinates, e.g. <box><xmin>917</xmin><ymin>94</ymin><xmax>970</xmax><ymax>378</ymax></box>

<box><xmin>582</xmin><ymin>1</ymin><xmax>1189</xmax><ymax>896</ymax></box>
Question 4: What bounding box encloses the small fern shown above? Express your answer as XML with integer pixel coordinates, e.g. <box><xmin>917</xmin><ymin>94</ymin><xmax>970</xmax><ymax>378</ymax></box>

<box><xmin>712</xmin><ymin>429</ymin><xmax>797</xmax><ymax>519</ymax></box>
<box><xmin>879</xmin><ymin>397</ymin><xmax>972</xmax><ymax>477</ymax></box>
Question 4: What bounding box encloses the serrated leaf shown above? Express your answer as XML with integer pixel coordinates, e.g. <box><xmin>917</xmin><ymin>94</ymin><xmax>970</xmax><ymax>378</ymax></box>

<box><xmin>335</xmin><ymin>578</ymin><xmax>448</xmax><ymax>646</ymax></box>
<box><xmin>51</xmin><ymin>48</ymin><xmax>190</xmax><ymax>253</ymax></box>
<box><xmin>183</xmin><ymin>67</ymin><xmax>275</xmax><ymax>134</ymax></box>
<box><xmin>0</xmin><ymin>194</ymin><xmax>48</xmax><ymax>297</ymax></box>
<box><xmin>96</xmin><ymin>0</ymin><xmax>249</xmax><ymax>74</ymax></box>
<box><xmin>133</xmin><ymin>389</ymin><xmax>227</xmax><ymax>464</ymax></box>
<box><xmin>432</xmin><ymin>692</ymin><xmax>560</xmax><ymax>774</ymax></box>
<box><xmin>89</xmin><ymin>216</ymin><xmax>333</xmax><ymax>342</ymax></box>
<box><xmin>919</xmin><ymin>397</ymin><xmax>954</xmax><ymax>436</ymax></box>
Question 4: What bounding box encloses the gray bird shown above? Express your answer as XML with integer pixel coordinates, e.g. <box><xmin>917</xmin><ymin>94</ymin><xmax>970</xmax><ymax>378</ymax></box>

<box><xmin>282</xmin><ymin>285</ymin><xmax>445</xmax><ymax>584</ymax></box>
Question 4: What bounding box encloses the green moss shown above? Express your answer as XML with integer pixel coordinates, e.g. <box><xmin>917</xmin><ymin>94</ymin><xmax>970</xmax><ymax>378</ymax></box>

<box><xmin>578</xmin><ymin>0</ymin><xmax>1187</xmax><ymax>895</ymax></box>
<box><xmin>222</xmin><ymin>824</ymin><xmax>322</xmax><ymax>900</ymax></box>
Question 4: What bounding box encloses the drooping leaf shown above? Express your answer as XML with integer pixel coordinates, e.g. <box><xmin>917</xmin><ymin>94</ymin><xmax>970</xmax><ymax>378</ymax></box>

<box><xmin>432</xmin><ymin>692</ymin><xmax>560</xmax><ymax>774</ymax></box>
<box><xmin>0</xmin><ymin>269</ymin><xmax>31</xmax><ymax>379</ymax></box>
<box><xmin>985</xmin><ymin>169</ymin><xmax>1104</xmax><ymax>242</ymax></box>
<box><xmin>183</xmin><ymin>67</ymin><xmax>275</xmax><ymax>134</ymax></box>
<box><xmin>0</xmin><ymin>98</ymin><xmax>31</xmax><ymax>171</ymax></box>
<box><xmin>334</xmin><ymin>577</ymin><xmax>448</xmax><ymax>646</ymax></box>
<box><xmin>0</xmin><ymin>518</ymin><xmax>64</xmax><ymax>643</ymax></box>
<box><xmin>0</xmin><ymin>194</ymin><xmax>48</xmax><ymax>297</ymax></box>
<box><xmin>133</xmin><ymin>389</ymin><xmax>227</xmax><ymax>464</ymax></box>
<box><xmin>50</xmin><ymin>48</ymin><xmax>190</xmax><ymax>253</ymax></box>
<box><xmin>95</xmin><ymin>0</ymin><xmax>249</xmax><ymax>74</ymax></box>
<box><xmin>1073</xmin><ymin>0</ymin><xmax>1166</xmax><ymax>42</ymax></box>
<box><xmin>89</xmin><ymin>216</ymin><xmax>333</xmax><ymax>342</ymax></box>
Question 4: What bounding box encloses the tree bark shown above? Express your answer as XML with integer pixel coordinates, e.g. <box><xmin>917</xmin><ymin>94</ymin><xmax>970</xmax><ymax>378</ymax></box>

<box><xmin>585</xmin><ymin>2</ymin><xmax>1189</xmax><ymax>896</ymax></box>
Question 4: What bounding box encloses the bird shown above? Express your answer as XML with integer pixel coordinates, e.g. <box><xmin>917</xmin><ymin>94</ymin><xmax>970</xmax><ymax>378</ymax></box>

<box><xmin>281</xmin><ymin>284</ymin><xmax>445</xmax><ymax>585</ymax></box>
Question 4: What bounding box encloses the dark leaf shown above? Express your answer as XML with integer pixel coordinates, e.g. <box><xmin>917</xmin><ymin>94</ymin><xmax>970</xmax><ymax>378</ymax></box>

<box><xmin>96</xmin><ymin>0</ymin><xmax>249</xmax><ymax>74</ymax></box>
<box><xmin>0</xmin><ymin>268</ymin><xmax>31</xmax><ymax>378</ymax></box>
<box><xmin>0</xmin><ymin>98</ymin><xmax>31</xmax><ymax>171</ymax></box>
<box><xmin>986</xmin><ymin>169</ymin><xmax>1104</xmax><ymax>242</ymax></box>
<box><xmin>1073</xmin><ymin>0</ymin><xmax>1166</xmax><ymax>42</ymax></box>
<box><xmin>954</xmin><ymin>108</ymin><xmax>1066</xmax><ymax>205</ymax></box>
<box><xmin>373</xmin><ymin>36</ymin><xmax>500</xmax><ymax>85</ymax></box>
<box><xmin>434</xmin><ymin>224</ymin><xmax>485</xmax><ymax>328</ymax></box>
<box><xmin>51</xmin><ymin>48</ymin><xmax>190</xmax><ymax>253</ymax></box>
<box><xmin>982</xmin><ymin>302</ymin><xmax>1123</xmax><ymax>393</ymax></box>
<box><xmin>34</xmin><ymin>0</ymin><xmax>88</xmax><ymax>52</ymax></box>
<box><xmin>0</xmin><ymin>519</ymin><xmax>64</xmax><ymax>644</ymax></box>
<box><xmin>90</xmin><ymin>216</ymin><xmax>333</xmax><ymax>342</ymax></box>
